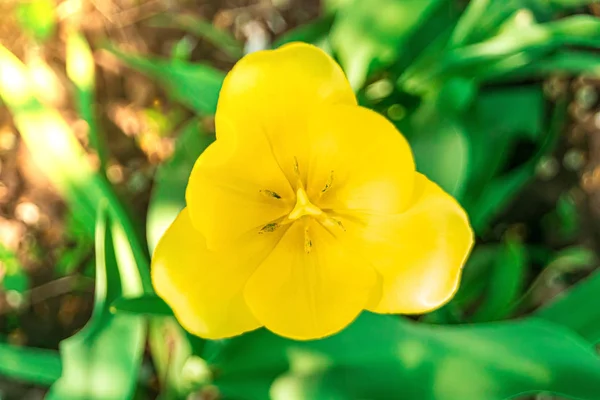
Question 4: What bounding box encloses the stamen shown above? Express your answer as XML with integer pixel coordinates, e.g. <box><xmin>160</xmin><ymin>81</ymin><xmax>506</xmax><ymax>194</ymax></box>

<box><xmin>259</xmin><ymin>222</ymin><xmax>279</xmax><ymax>234</ymax></box>
<box><xmin>329</xmin><ymin>217</ymin><xmax>346</xmax><ymax>231</ymax></box>
<box><xmin>260</xmin><ymin>189</ymin><xmax>281</xmax><ymax>199</ymax></box>
<box><xmin>304</xmin><ymin>227</ymin><xmax>312</xmax><ymax>254</ymax></box>
<box><xmin>321</xmin><ymin>171</ymin><xmax>334</xmax><ymax>193</ymax></box>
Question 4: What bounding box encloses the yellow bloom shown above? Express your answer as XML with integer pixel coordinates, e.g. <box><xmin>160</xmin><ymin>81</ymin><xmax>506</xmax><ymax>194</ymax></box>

<box><xmin>151</xmin><ymin>42</ymin><xmax>474</xmax><ymax>340</ymax></box>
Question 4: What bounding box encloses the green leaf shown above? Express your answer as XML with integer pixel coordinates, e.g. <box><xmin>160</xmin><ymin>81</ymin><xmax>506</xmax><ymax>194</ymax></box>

<box><xmin>462</xmin><ymin>85</ymin><xmax>544</xmax><ymax>219</ymax></box>
<box><xmin>465</xmin><ymin>93</ymin><xmax>567</xmax><ymax>232</ymax></box>
<box><xmin>451</xmin><ymin>0</ymin><xmax>598</xmax><ymax>48</ymax></box>
<box><xmin>0</xmin><ymin>45</ymin><xmax>103</xmax><ymax>236</ymax></box>
<box><xmin>329</xmin><ymin>0</ymin><xmax>452</xmax><ymax>88</ymax></box>
<box><xmin>110</xmin><ymin>294</ymin><xmax>173</xmax><ymax>316</ymax></box>
<box><xmin>148</xmin><ymin>319</ymin><xmax>196</xmax><ymax>399</ymax></box>
<box><xmin>474</xmin><ymin>164</ymin><xmax>540</xmax><ymax>235</ymax></box>
<box><xmin>407</xmin><ymin>108</ymin><xmax>470</xmax><ymax>199</ymax></box>
<box><xmin>442</xmin><ymin>15</ymin><xmax>600</xmax><ymax>78</ymax></box>
<box><xmin>46</xmin><ymin>203</ymin><xmax>146</xmax><ymax>400</ymax></box>
<box><xmin>0</xmin><ymin>244</ymin><xmax>29</xmax><ymax>293</ymax></box>
<box><xmin>536</xmin><ymin>268</ymin><xmax>600</xmax><ymax>344</ymax></box>
<box><xmin>448</xmin><ymin>0</ymin><xmax>492</xmax><ymax>47</ymax></box>
<box><xmin>516</xmin><ymin>246</ymin><xmax>597</xmax><ymax>313</ymax></box>
<box><xmin>532</xmin><ymin>0</ymin><xmax>599</xmax><ymax>14</ymax></box>
<box><xmin>15</xmin><ymin>0</ymin><xmax>56</xmax><ymax>42</ymax></box>
<box><xmin>147</xmin><ymin>119</ymin><xmax>214</xmax><ymax>253</ymax></box>
<box><xmin>274</xmin><ymin>16</ymin><xmax>335</xmax><ymax>48</ymax></box>
<box><xmin>0</xmin><ymin>342</ymin><xmax>61</xmax><ymax>385</ymax></box>
<box><xmin>0</xmin><ymin>45</ymin><xmax>151</xmax><ymax>292</ymax></box>
<box><xmin>471</xmin><ymin>238</ymin><xmax>528</xmax><ymax>322</ymax></box>
<box><xmin>107</xmin><ymin>45</ymin><xmax>225</xmax><ymax>115</ymax></box>
<box><xmin>498</xmin><ymin>50</ymin><xmax>600</xmax><ymax>80</ymax></box>
<box><xmin>66</xmin><ymin>30</ymin><xmax>107</xmax><ymax>172</ymax></box>
<box><xmin>215</xmin><ymin>313</ymin><xmax>600</xmax><ymax>400</ymax></box>
<box><xmin>149</xmin><ymin>14</ymin><xmax>243</xmax><ymax>59</ymax></box>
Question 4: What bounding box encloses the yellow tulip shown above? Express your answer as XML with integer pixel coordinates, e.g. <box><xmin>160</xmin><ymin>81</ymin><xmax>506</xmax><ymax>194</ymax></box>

<box><xmin>151</xmin><ymin>42</ymin><xmax>474</xmax><ymax>340</ymax></box>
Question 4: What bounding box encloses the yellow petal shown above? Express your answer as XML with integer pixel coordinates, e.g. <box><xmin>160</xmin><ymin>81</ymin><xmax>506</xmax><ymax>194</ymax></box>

<box><xmin>186</xmin><ymin>131</ymin><xmax>294</xmax><ymax>250</ymax></box>
<box><xmin>307</xmin><ymin>105</ymin><xmax>415</xmax><ymax>214</ymax></box>
<box><xmin>216</xmin><ymin>42</ymin><xmax>356</xmax><ymax>184</ymax></box>
<box><xmin>336</xmin><ymin>173</ymin><xmax>474</xmax><ymax>314</ymax></box>
<box><xmin>243</xmin><ymin>219</ymin><xmax>379</xmax><ymax>340</ymax></box>
<box><xmin>152</xmin><ymin>208</ymin><xmax>281</xmax><ymax>339</ymax></box>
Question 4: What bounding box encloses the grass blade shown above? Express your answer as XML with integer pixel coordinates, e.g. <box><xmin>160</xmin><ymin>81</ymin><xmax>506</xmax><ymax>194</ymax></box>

<box><xmin>46</xmin><ymin>202</ymin><xmax>146</xmax><ymax>399</ymax></box>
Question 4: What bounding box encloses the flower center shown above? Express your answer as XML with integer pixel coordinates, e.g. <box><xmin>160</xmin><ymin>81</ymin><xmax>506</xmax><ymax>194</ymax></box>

<box><xmin>288</xmin><ymin>187</ymin><xmax>323</xmax><ymax>220</ymax></box>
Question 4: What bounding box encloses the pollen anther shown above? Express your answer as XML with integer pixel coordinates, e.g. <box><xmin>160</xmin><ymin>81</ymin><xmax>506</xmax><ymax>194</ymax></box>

<box><xmin>322</xmin><ymin>171</ymin><xmax>334</xmax><ymax>193</ymax></box>
<box><xmin>260</xmin><ymin>189</ymin><xmax>282</xmax><ymax>199</ymax></box>
<box><xmin>259</xmin><ymin>222</ymin><xmax>279</xmax><ymax>234</ymax></box>
<box><xmin>304</xmin><ymin>227</ymin><xmax>312</xmax><ymax>254</ymax></box>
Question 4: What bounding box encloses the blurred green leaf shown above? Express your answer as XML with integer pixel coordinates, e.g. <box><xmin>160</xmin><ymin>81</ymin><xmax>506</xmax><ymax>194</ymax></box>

<box><xmin>467</xmin><ymin>91</ymin><xmax>564</xmax><ymax>232</ymax></box>
<box><xmin>107</xmin><ymin>45</ymin><xmax>224</xmax><ymax>115</ymax></box>
<box><xmin>470</xmin><ymin>166</ymin><xmax>535</xmax><ymax>232</ymax></box>
<box><xmin>547</xmin><ymin>0</ymin><xmax>600</xmax><ymax>6</ymax></box>
<box><xmin>472</xmin><ymin>86</ymin><xmax>545</xmax><ymax>143</ymax></box>
<box><xmin>463</xmin><ymin>85</ymin><xmax>544</xmax><ymax>219</ymax></box>
<box><xmin>329</xmin><ymin>0</ymin><xmax>453</xmax><ymax>88</ymax></box>
<box><xmin>147</xmin><ymin>119</ymin><xmax>214</xmax><ymax>253</ymax></box>
<box><xmin>542</xmin><ymin>192</ymin><xmax>581</xmax><ymax>241</ymax></box>
<box><xmin>435</xmin><ymin>15</ymin><xmax>600</xmax><ymax>83</ymax></box>
<box><xmin>171</xmin><ymin>35</ymin><xmax>198</xmax><ymax>61</ymax></box>
<box><xmin>111</xmin><ymin>294</ymin><xmax>173</xmax><ymax>316</ymax></box>
<box><xmin>0</xmin><ymin>45</ymin><xmax>102</xmax><ymax>236</ymax></box>
<box><xmin>47</xmin><ymin>203</ymin><xmax>145</xmax><ymax>400</ymax></box>
<box><xmin>55</xmin><ymin>218</ymin><xmax>94</xmax><ymax>277</ymax></box>
<box><xmin>0</xmin><ymin>244</ymin><xmax>29</xmax><ymax>293</ymax></box>
<box><xmin>0</xmin><ymin>342</ymin><xmax>61</xmax><ymax>385</ymax></box>
<box><xmin>0</xmin><ymin>45</ymin><xmax>151</xmax><ymax>292</ymax></box>
<box><xmin>274</xmin><ymin>16</ymin><xmax>335</xmax><ymax>48</ymax></box>
<box><xmin>15</xmin><ymin>0</ymin><xmax>56</xmax><ymax>42</ymax></box>
<box><xmin>150</xmin><ymin>13</ymin><xmax>243</xmax><ymax>59</ymax></box>
<box><xmin>500</xmin><ymin>50</ymin><xmax>600</xmax><ymax>79</ymax></box>
<box><xmin>215</xmin><ymin>313</ymin><xmax>600</xmax><ymax>400</ymax></box>
<box><xmin>148</xmin><ymin>319</ymin><xmax>196</xmax><ymax>399</ymax></box>
<box><xmin>2</xmin><ymin>271</ymin><xmax>28</xmax><ymax>295</ymax></box>
<box><xmin>448</xmin><ymin>0</ymin><xmax>491</xmax><ymax>47</ymax></box>
<box><xmin>451</xmin><ymin>0</ymin><xmax>598</xmax><ymax>48</ymax></box>
<box><xmin>66</xmin><ymin>30</ymin><xmax>107</xmax><ymax>172</ymax></box>
<box><xmin>536</xmin><ymin>268</ymin><xmax>600</xmax><ymax>344</ymax></box>
<box><xmin>517</xmin><ymin>246</ymin><xmax>597</xmax><ymax>312</ymax></box>
<box><xmin>407</xmin><ymin>107</ymin><xmax>470</xmax><ymax>198</ymax></box>
<box><xmin>471</xmin><ymin>238</ymin><xmax>528</xmax><ymax>322</ymax></box>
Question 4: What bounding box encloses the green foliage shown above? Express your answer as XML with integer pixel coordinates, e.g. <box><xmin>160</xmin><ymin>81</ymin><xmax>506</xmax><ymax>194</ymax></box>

<box><xmin>330</xmin><ymin>0</ymin><xmax>458</xmax><ymax>88</ymax></box>
<box><xmin>46</xmin><ymin>204</ymin><xmax>146</xmax><ymax>400</ymax></box>
<box><xmin>471</xmin><ymin>237</ymin><xmax>528</xmax><ymax>322</ymax></box>
<box><xmin>66</xmin><ymin>30</ymin><xmax>107</xmax><ymax>172</ymax></box>
<box><xmin>0</xmin><ymin>343</ymin><xmax>61</xmax><ymax>385</ymax></box>
<box><xmin>111</xmin><ymin>294</ymin><xmax>173</xmax><ymax>317</ymax></box>
<box><xmin>107</xmin><ymin>45</ymin><xmax>225</xmax><ymax>115</ymax></box>
<box><xmin>15</xmin><ymin>0</ymin><xmax>56</xmax><ymax>42</ymax></box>
<box><xmin>149</xmin><ymin>14</ymin><xmax>244</xmax><ymax>59</ymax></box>
<box><xmin>274</xmin><ymin>16</ymin><xmax>335</xmax><ymax>48</ymax></box>
<box><xmin>4</xmin><ymin>0</ymin><xmax>600</xmax><ymax>399</ymax></box>
<box><xmin>215</xmin><ymin>313</ymin><xmax>600</xmax><ymax>400</ymax></box>
<box><xmin>536</xmin><ymin>266</ymin><xmax>600</xmax><ymax>343</ymax></box>
<box><xmin>0</xmin><ymin>244</ymin><xmax>29</xmax><ymax>293</ymax></box>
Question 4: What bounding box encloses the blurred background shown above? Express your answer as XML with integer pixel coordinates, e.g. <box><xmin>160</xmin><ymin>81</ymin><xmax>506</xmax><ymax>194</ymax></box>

<box><xmin>2</xmin><ymin>0</ymin><xmax>600</xmax><ymax>399</ymax></box>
